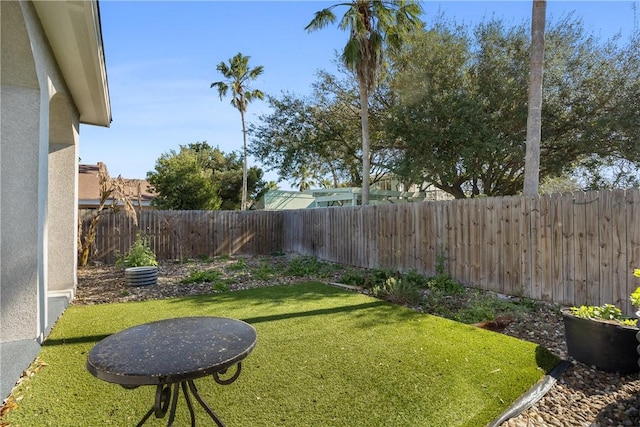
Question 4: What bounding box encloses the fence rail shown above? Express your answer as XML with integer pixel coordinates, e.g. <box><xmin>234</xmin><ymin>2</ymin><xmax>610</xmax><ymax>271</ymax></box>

<box><xmin>81</xmin><ymin>188</ymin><xmax>640</xmax><ymax>313</ymax></box>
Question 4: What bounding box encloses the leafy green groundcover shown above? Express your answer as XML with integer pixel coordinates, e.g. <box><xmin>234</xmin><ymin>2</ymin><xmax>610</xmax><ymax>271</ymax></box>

<box><xmin>4</xmin><ymin>283</ymin><xmax>557</xmax><ymax>427</ymax></box>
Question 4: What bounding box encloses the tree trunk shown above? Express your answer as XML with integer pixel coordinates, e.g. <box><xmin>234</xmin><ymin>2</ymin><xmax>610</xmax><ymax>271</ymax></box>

<box><xmin>79</xmin><ymin>212</ymin><xmax>101</xmax><ymax>267</ymax></box>
<box><xmin>240</xmin><ymin>109</ymin><xmax>248</xmax><ymax>211</ymax></box>
<box><xmin>359</xmin><ymin>79</ymin><xmax>371</xmax><ymax>206</ymax></box>
<box><xmin>523</xmin><ymin>0</ymin><xmax>546</xmax><ymax>195</ymax></box>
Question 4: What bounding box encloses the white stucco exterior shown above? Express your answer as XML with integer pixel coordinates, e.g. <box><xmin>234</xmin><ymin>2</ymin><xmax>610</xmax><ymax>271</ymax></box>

<box><xmin>1</xmin><ymin>0</ymin><xmax>110</xmax><ymax>400</ymax></box>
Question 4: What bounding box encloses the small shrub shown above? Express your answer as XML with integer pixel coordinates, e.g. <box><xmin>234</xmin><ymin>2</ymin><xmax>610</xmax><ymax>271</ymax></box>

<box><xmin>427</xmin><ymin>274</ymin><xmax>464</xmax><ymax>295</ymax></box>
<box><xmin>373</xmin><ymin>277</ymin><xmax>421</xmax><ymax>306</ymax></box>
<box><xmin>115</xmin><ymin>233</ymin><xmax>157</xmax><ymax>268</ymax></box>
<box><xmin>361</xmin><ymin>268</ymin><xmax>396</xmax><ymax>290</ymax></box>
<box><xmin>253</xmin><ymin>262</ymin><xmax>275</xmax><ymax>281</ymax></box>
<box><xmin>370</xmin><ymin>268</ymin><xmax>395</xmax><ymax>284</ymax></box>
<box><xmin>401</xmin><ymin>269</ymin><xmax>429</xmax><ymax>289</ymax></box>
<box><xmin>197</xmin><ymin>254</ymin><xmax>214</xmax><ymax>263</ymax></box>
<box><xmin>212</xmin><ymin>281</ymin><xmax>230</xmax><ymax>292</ymax></box>
<box><xmin>453</xmin><ymin>296</ymin><xmax>501</xmax><ymax>324</ymax></box>
<box><xmin>286</xmin><ymin>256</ymin><xmax>334</xmax><ymax>277</ymax></box>
<box><xmin>435</xmin><ymin>251</ymin><xmax>448</xmax><ymax>275</ymax></box>
<box><xmin>227</xmin><ymin>258</ymin><xmax>247</xmax><ymax>271</ymax></box>
<box><xmin>181</xmin><ymin>269</ymin><xmax>222</xmax><ymax>284</ymax></box>
<box><xmin>340</xmin><ymin>270</ymin><xmax>367</xmax><ymax>286</ymax></box>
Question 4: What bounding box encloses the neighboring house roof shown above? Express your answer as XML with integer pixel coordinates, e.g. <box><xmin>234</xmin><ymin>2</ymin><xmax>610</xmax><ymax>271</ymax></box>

<box><xmin>79</xmin><ymin>164</ymin><xmax>154</xmax><ymax>208</ymax></box>
<box><xmin>32</xmin><ymin>1</ymin><xmax>111</xmax><ymax>126</ymax></box>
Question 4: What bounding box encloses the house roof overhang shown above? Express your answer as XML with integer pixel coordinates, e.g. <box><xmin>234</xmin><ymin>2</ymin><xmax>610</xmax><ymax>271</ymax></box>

<box><xmin>33</xmin><ymin>0</ymin><xmax>111</xmax><ymax>127</ymax></box>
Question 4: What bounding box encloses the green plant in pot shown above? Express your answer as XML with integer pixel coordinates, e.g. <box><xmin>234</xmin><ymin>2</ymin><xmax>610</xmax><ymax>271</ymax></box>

<box><xmin>562</xmin><ymin>270</ymin><xmax>640</xmax><ymax>374</ymax></box>
<box><xmin>116</xmin><ymin>232</ymin><xmax>158</xmax><ymax>286</ymax></box>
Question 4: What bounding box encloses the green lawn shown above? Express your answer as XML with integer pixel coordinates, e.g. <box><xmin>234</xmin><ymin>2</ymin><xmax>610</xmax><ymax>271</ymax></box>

<box><xmin>4</xmin><ymin>282</ymin><xmax>557</xmax><ymax>426</ymax></box>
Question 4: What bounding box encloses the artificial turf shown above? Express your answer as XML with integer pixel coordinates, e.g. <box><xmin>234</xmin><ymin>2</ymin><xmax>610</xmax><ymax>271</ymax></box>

<box><xmin>3</xmin><ymin>282</ymin><xmax>558</xmax><ymax>426</ymax></box>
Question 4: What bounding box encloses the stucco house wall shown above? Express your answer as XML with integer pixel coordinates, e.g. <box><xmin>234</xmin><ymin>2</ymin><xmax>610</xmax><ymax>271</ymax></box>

<box><xmin>1</xmin><ymin>0</ymin><xmax>111</xmax><ymax>401</ymax></box>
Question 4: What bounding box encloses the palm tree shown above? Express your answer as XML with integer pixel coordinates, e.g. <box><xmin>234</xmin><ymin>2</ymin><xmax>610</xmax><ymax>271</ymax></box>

<box><xmin>523</xmin><ymin>0</ymin><xmax>546</xmax><ymax>195</ymax></box>
<box><xmin>291</xmin><ymin>165</ymin><xmax>316</xmax><ymax>192</ymax></box>
<box><xmin>211</xmin><ymin>53</ymin><xmax>264</xmax><ymax>210</ymax></box>
<box><xmin>306</xmin><ymin>1</ymin><xmax>422</xmax><ymax>205</ymax></box>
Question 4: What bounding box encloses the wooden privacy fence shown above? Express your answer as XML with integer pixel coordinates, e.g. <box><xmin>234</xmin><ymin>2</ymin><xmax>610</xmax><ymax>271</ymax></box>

<box><xmin>80</xmin><ymin>209</ymin><xmax>284</xmax><ymax>263</ymax></box>
<box><xmin>81</xmin><ymin>188</ymin><xmax>640</xmax><ymax>312</ymax></box>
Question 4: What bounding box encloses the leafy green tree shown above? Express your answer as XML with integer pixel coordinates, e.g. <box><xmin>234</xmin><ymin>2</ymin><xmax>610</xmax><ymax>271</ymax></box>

<box><xmin>388</xmin><ymin>17</ymin><xmax>640</xmax><ymax>198</ymax></box>
<box><xmin>249</xmin><ymin>68</ymin><xmax>392</xmax><ymax>189</ymax></box>
<box><xmin>147</xmin><ymin>142</ymin><xmax>266</xmax><ymax>210</ymax></box>
<box><xmin>211</xmin><ymin>53</ymin><xmax>264</xmax><ymax>210</ymax></box>
<box><xmin>306</xmin><ymin>0</ymin><xmax>423</xmax><ymax>205</ymax></box>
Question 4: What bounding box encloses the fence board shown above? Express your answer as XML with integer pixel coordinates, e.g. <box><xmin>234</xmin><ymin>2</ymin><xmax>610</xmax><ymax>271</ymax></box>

<box><xmin>561</xmin><ymin>193</ymin><xmax>576</xmax><ymax>306</ymax></box>
<box><xmin>528</xmin><ymin>196</ymin><xmax>540</xmax><ymax>300</ymax></box>
<box><xmin>573</xmin><ymin>192</ymin><xmax>588</xmax><ymax>305</ymax></box>
<box><xmin>611</xmin><ymin>190</ymin><xmax>627</xmax><ymax>309</ymax></box>
<box><xmin>499</xmin><ymin>197</ymin><xmax>511</xmax><ymax>295</ymax></box>
<box><xmin>540</xmin><ymin>194</ymin><xmax>553</xmax><ymax>301</ymax></box>
<box><xmin>599</xmin><ymin>191</ymin><xmax>614</xmax><ymax>305</ymax></box>
<box><xmin>550</xmin><ymin>194</ymin><xmax>564</xmax><ymax>303</ymax></box>
<box><xmin>469</xmin><ymin>200</ymin><xmax>481</xmax><ymax>287</ymax></box>
<box><xmin>510</xmin><ymin>195</ymin><xmax>523</xmax><ymax>297</ymax></box>
<box><xmin>585</xmin><ymin>192</ymin><xmax>600</xmax><ymax>305</ymax></box>
<box><xmin>626</xmin><ymin>190</ymin><xmax>640</xmax><ymax>314</ymax></box>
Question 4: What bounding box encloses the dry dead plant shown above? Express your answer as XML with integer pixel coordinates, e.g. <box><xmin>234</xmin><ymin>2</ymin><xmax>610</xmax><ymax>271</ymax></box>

<box><xmin>78</xmin><ymin>163</ymin><xmax>139</xmax><ymax>267</ymax></box>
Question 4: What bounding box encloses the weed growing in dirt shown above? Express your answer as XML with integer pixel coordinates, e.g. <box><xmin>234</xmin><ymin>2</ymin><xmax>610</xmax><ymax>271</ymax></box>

<box><xmin>181</xmin><ymin>269</ymin><xmax>222</xmax><ymax>284</ymax></box>
<box><xmin>197</xmin><ymin>254</ymin><xmax>214</xmax><ymax>263</ymax></box>
<box><xmin>286</xmin><ymin>256</ymin><xmax>339</xmax><ymax>278</ymax></box>
<box><xmin>253</xmin><ymin>262</ymin><xmax>276</xmax><ymax>281</ymax></box>
<box><xmin>227</xmin><ymin>258</ymin><xmax>247</xmax><ymax>271</ymax></box>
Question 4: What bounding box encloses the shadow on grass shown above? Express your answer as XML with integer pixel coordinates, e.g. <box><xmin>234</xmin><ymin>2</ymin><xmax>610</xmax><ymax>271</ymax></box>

<box><xmin>43</xmin><ymin>334</ymin><xmax>111</xmax><ymax>347</ymax></box>
<box><xmin>240</xmin><ymin>300</ymin><xmax>389</xmax><ymax>324</ymax></box>
<box><xmin>166</xmin><ymin>282</ymin><xmax>420</xmax><ymax>328</ymax></box>
<box><xmin>535</xmin><ymin>344</ymin><xmax>560</xmax><ymax>372</ymax></box>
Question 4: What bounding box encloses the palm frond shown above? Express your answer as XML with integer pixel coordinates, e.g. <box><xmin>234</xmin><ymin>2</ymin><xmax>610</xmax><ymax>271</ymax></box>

<box><xmin>245</xmin><ymin>89</ymin><xmax>265</xmax><ymax>103</ymax></box>
<box><xmin>216</xmin><ymin>61</ymin><xmax>231</xmax><ymax>78</ymax></box>
<box><xmin>305</xmin><ymin>8</ymin><xmax>337</xmax><ymax>31</ymax></box>
<box><xmin>342</xmin><ymin>37</ymin><xmax>362</xmax><ymax>71</ymax></box>
<box><xmin>210</xmin><ymin>81</ymin><xmax>229</xmax><ymax>100</ymax></box>
<box><xmin>249</xmin><ymin>66</ymin><xmax>265</xmax><ymax>79</ymax></box>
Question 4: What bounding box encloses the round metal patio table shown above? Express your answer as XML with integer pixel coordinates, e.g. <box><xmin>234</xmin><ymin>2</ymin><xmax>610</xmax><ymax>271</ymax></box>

<box><xmin>86</xmin><ymin>316</ymin><xmax>257</xmax><ymax>427</ymax></box>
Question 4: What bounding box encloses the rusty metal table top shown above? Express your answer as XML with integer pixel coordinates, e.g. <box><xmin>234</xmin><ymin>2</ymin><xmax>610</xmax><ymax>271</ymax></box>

<box><xmin>87</xmin><ymin>316</ymin><xmax>257</xmax><ymax>387</ymax></box>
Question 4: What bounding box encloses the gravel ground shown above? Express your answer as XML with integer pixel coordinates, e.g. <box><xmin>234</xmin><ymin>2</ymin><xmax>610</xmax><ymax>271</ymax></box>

<box><xmin>73</xmin><ymin>256</ymin><xmax>640</xmax><ymax>426</ymax></box>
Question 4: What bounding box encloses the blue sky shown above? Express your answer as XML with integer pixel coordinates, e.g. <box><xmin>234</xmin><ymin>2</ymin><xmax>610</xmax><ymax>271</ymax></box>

<box><xmin>80</xmin><ymin>1</ymin><xmax>638</xmax><ymax>189</ymax></box>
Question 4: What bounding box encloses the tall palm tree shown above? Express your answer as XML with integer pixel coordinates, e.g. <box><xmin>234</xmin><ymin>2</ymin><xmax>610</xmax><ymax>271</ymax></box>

<box><xmin>523</xmin><ymin>0</ymin><xmax>546</xmax><ymax>195</ymax></box>
<box><xmin>211</xmin><ymin>53</ymin><xmax>264</xmax><ymax>210</ymax></box>
<box><xmin>306</xmin><ymin>1</ymin><xmax>422</xmax><ymax>205</ymax></box>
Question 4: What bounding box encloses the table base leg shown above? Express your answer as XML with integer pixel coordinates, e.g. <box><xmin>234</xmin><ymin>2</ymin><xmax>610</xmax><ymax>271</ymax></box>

<box><xmin>136</xmin><ymin>380</ymin><xmax>226</xmax><ymax>427</ymax></box>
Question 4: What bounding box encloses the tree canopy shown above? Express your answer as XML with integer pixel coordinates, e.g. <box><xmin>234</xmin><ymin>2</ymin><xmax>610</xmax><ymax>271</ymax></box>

<box><xmin>249</xmin><ymin>68</ymin><xmax>392</xmax><ymax>190</ymax></box>
<box><xmin>147</xmin><ymin>142</ymin><xmax>267</xmax><ymax>210</ymax></box>
<box><xmin>251</xmin><ymin>16</ymin><xmax>638</xmax><ymax>198</ymax></box>
<box><xmin>387</xmin><ymin>17</ymin><xmax>639</xmax><ymax>197</ymax></box>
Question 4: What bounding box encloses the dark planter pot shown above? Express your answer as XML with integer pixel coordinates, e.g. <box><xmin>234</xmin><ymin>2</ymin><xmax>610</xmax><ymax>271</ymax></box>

<box><xmin>124</xmin><ymin>266</ymin><xmax>158</xmax><ymax>287</ymax></box>
<box><xmin>562</xmin><ymin>310</ymin><xmax>640</xmax><ymax>374</ymax></box>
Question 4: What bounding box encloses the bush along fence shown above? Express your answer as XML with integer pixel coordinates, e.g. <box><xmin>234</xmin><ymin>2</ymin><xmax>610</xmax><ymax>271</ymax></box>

<box><xmin>80</xmin><ymin>188</ymin><xmax>640</xmax><ymax>313</ymax></box>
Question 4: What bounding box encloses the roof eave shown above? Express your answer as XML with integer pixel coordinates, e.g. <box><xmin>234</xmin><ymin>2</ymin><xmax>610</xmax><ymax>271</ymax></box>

<box><xmin>33</xmin><ymin>0</ymin><xmax>111</xmax><ymax>127</ymax></box>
